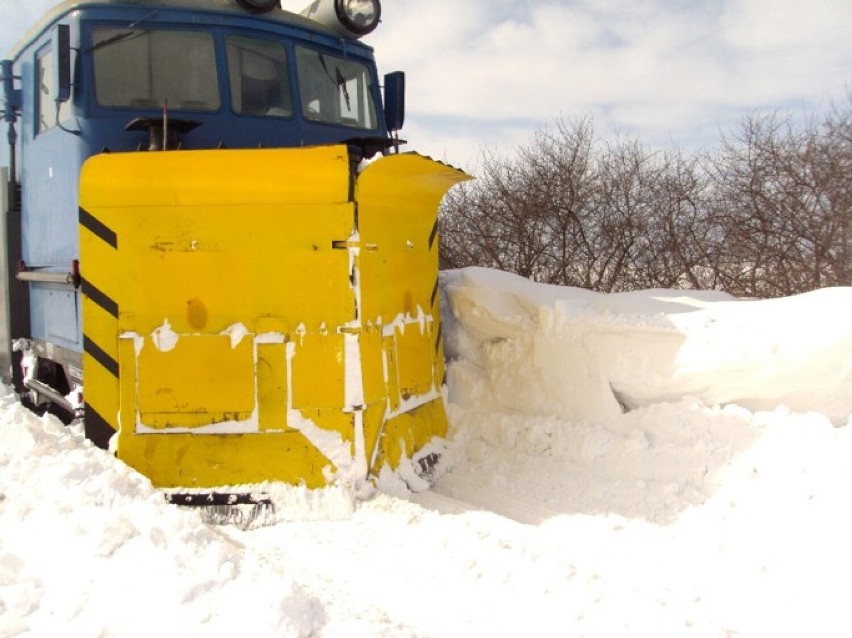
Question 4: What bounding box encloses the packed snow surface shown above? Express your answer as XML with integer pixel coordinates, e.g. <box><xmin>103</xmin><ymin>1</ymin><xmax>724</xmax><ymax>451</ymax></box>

<box><xmin>2</xmin><ymin>267</ymin><xmax>851</xmax><ymax>637</ymax></box>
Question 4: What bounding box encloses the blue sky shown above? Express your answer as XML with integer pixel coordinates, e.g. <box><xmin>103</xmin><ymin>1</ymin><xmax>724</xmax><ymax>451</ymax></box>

<box><xmin>2</xmin><ymin>0</ymin><xmax>850</xmax><ymax>171</ymax></box>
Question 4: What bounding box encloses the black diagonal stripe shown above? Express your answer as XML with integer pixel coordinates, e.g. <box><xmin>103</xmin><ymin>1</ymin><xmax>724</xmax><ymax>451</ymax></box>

<box><xmin>430</xmin><ymin>278</ymin><xmax>439</xmax><ymax>308</ymax></box>
<box><xmin>428</xmin><ymin>220</ymin><xmax>438</xmax><ymax>250</ymax></box>
<box><xmin>434</xmin><ymin>322</ymin><xmax>443</xmax><ymax>354</ymax></box>
<box><xmin>79</xmin><ymin>207</ymin><xmax>117</xmax><ymax>249</ymax></box>
<box><xmin>81</xmin><ymin>278</ymin><xmax>118</xmax><ymax>318</ymax></box>
<box><xmin>84</xmin><ymin>335</ymin><xmax>119</xmax><ymax>378</ymax></box>
<box><xmin>84</xmin><ymin>404</ymin><xmax>117</xmax><ymax>450</ymax></box>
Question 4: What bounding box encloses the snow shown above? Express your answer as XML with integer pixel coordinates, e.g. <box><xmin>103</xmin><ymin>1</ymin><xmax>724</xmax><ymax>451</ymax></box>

<box><xmin>2</xmin><ymin>266</ymin><xmax>851</xmax><ymax>637</ymax></box>
<box><xmin>0</xmin><ymin>399</ymin><xmax>321</xmax><ymax>637</ymax></box>
<box><xmin>150</xmin><ymin>319</ymin><xmax>179</xmax><ymax>353</ymax></box>
<box><xmin>443</xmin><ymin>267</ymin><xmax>852</xmax><ymax>425</ymax></box>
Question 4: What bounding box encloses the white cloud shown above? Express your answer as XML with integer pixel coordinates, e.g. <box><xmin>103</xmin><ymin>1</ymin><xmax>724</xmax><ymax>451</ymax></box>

<box><xmin>721</xmin><ymin>0</ymin><xmax>852</xmax><ymax>49</ymax></box>
<box><xmin>370</xmin><ymin>0</ymin><xmax>850</xmax><ymax>166</ymax></box>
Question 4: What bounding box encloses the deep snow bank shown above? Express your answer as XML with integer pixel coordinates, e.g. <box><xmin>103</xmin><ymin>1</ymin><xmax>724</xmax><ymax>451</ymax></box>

<box><xmin>442</xmin><ymin>267</ymin><xmax>852</xmax><ymax>425</ymax></box>
<box><xmin>1</xmin><ymin>267</ymin><xmax>851</xmax><ymax>637</ymax></box>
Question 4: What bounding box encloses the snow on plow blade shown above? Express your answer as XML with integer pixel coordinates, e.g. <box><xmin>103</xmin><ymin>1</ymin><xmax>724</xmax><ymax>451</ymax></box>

<box><xmin>78</xmin><ymin>145</ymin><xmax>469</xmax><ymax>492</ymax></box>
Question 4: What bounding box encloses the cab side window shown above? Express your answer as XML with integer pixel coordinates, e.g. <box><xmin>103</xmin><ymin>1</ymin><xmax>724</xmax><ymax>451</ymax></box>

<box><xmin>36</xmin><ymin>46</ymin><xmax>71</xmax><ymax>134</ymax></box>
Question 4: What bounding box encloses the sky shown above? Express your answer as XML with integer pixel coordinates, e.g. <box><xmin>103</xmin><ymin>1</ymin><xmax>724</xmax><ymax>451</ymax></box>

<box><xmin>1</xmin><ymin>0</ymin><xmax>850</xmax><ymax>171</ymax></box>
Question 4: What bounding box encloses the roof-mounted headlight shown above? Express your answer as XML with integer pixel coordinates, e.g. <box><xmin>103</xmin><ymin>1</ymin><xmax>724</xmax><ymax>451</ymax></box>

<box><xmin>300</xmin><ymin>0</ymin><xmax>382</xmax><ymax>39</ymax></box>
<box><xmin>236</xmin><ymin>0</ymin><xmax>281</xmax><ymax>14</ymax></box>
<box><xmin>338</xmin><ymin>0</ymin><xmax>381</xmax><ymax>35</ymax></box>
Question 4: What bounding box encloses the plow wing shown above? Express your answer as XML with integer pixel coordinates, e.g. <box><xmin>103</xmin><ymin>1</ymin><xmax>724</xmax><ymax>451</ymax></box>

<box><xmin>78</xmin><ymin>145</ymin><xmax>469</xmax><ymax>489</ymax></box>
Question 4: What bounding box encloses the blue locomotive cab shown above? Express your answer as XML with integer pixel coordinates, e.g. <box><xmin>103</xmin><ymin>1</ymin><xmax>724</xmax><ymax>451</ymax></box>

<box><xmin>0</xmin><ymin>0</ymin><xmax>403</xmax><ymax>417</ymax></box>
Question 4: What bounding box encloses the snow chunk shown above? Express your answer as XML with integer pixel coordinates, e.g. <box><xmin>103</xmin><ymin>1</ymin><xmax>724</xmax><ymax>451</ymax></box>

<box><xmin>220</xmin><ymin>322</ymin><xmax>250</xmax><ymax>348</ymax></box>
<box><xmin>151</xmin><ymin>320</ymin><xmax>179</xmax><ymax>352</ymax></box>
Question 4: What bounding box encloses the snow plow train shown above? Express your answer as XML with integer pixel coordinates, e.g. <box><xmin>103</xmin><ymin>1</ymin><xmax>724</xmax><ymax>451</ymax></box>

<box><xmin>0</xmin><ymin>0</ymin><xmax>468</xmax><ymax>514</ymax></box>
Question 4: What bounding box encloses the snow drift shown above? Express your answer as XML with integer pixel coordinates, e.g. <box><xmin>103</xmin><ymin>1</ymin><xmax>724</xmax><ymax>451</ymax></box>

<box><xmin>442</xmin><ymin>267</ymin><xmax>852</xmax><ymax>425</ymax></box>
<box><xmin>1</xmin><ymin>266</ymin><xmax>851</xmax><ymax>637</ymax></box>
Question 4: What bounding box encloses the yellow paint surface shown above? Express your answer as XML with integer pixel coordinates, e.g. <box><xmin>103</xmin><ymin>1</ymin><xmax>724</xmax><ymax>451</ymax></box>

<box><xmin>79</xmin><ymin>146</ymin><xmax>468</xmax><ymax>488</ymax></box>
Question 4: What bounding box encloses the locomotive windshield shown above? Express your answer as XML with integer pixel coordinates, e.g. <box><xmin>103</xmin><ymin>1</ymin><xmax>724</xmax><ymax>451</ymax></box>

<box><xmin>92</xmin><ymin>28</ymin><xmax>220</xmax><ymax>111</ymax></box>
<box><xmin>227</xmin><ymin>36</ymin><xmax>292</xmax><ymax>117</ymax></box>
<box><xmin>295</xmin><ymin>47</ymin><xmax>378</xmax><ymax>129</ymax></box>
<box><xmin>90</xmin><ymin>26</ymin><xmax>379</xmax><ymax>129</ymax></box>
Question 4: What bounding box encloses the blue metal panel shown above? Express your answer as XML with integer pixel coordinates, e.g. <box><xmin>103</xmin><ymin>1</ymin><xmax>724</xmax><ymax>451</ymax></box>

<box><xmin>14</xmin><ymin>21</ymin><xmax>86</xmax><ymax>351</ymax></box>
<box><xmin>22</xmin><ymin>127</ymin><xmax>85</xmax><ymax>267</ymax></box>
<box><xmin>29</xmin><ymin>284</ymin><xmax>81</xmax><ymax>349</ymax></box>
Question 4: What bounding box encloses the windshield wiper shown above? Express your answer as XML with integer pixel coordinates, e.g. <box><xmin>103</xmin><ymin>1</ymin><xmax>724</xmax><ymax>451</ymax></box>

<box><xmin>336</xmin><ymin>68</ymin><xmax>351</xmax><ymax>110</ymax></box>
<box><xmin>316</xmin><ymin>52</ymin><xmax>352</xmax><ymax>112</ymax></box>
<box><xmin>87</xmin><ymin>10</ymin><xmax>158</xmax><ymax>53</ymax></box>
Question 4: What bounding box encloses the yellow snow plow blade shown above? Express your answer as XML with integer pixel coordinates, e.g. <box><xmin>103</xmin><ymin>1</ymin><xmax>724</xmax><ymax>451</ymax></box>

<box><xmin>78</xmin><ymin>145</ymin><xmax>469</xmax><ymax>489</ymax></box>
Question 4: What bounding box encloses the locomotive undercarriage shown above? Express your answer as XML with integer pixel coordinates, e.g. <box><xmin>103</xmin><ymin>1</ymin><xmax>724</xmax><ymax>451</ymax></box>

<box><xmin>15</xmin><ymin>338</ymin><xmax>82</xmax><ymax>422</ymax></box>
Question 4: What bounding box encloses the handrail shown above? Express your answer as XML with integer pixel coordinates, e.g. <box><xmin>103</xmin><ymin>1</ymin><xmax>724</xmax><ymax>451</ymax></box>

<box><xmin>16</xmin><ymin>268</ymin><xmax>79</xmax><ymax>286</ymax></box>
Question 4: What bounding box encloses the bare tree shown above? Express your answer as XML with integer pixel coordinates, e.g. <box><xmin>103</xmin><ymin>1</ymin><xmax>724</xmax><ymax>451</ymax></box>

<box><xmin>440</xmin><ymin>103</ymin><xmax>850</xmax><ymax>297</ymax></box>
<box><xmin>440</xmin><ymin>118</ymin><xmax>598</xmax><ymax>284</ymax></box>
<box><xmin>708</xmin><ymin>102</ymin><xmax>851</xmax><ymax>296</ymax></box>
